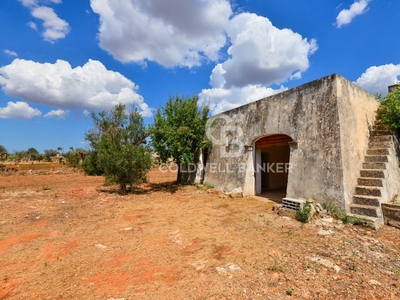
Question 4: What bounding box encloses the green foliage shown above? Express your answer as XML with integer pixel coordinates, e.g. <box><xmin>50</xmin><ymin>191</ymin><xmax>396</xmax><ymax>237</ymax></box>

<box><xmin>286</xmin><ymin>287</ymin><xmax>295</xmax><ymax>296</ymax></box>
<box><xmin>0</xmin><ymin>145</ymin><xmax>8</xmax><ymax>155</ymax></box>
<box><xmin>64</xmin><ymin>148</ymin><xmax>86</xmax><ymax>168</ymax></box>
<box><xmin>324</xmin><ymin>200</ymin><xmax>347</xmax><ymax>221</ymax></box>
<box><xmin>0</xmin><ymin>145</ymin><xmax>7</xmax><ymax>161</ymax></box>
<box><xmin>376</xmin><ymin>85</ymin><xmax>400</xmax><ymax>132</ymax></box>
<box><xmin>84</xmin><ymin>104</ymin><xmax>152</xmax><ymax>193</ymax></box>
<box><xmin>26</xmin><ymin>147</ymin><xmax>39</xmax><ymax>160</ymax></box>
<box><xmin>44</xmin><ymin>149</ymin><xmax>57</xmax><ymax>162</ymax></box>
<box><xmin>81</xmin><ymin>150</ymin><xmax>103</xmax><ymax>175</ymax></box>
<box><xmin>150</xmin><ymin>94</ymin><xmax>209</xmax><ymax>184</ymax></box>
<box><xmin>297</xmin><ymin>203</ymin><xmax>312</xmax><ymax>223</ymax></box>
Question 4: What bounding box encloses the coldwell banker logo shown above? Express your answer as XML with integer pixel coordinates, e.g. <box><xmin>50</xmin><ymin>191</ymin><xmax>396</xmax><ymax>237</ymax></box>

<box><xmin>205</xmin><ymin>114</ymin><xmax>245</xmax><ymax>158</ymax></box>
<box><xmin>159</xmin><ymin>113</ymin><xmax>291</xmax><ymax>174</ymax></box>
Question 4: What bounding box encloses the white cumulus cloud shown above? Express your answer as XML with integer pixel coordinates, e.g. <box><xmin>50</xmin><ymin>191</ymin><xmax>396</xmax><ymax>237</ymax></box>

<box><xmin>199</xmin><ymin>13</ymin><xmax>316</xmax><ymax>114</ymax></box>
<box><xmin>0</xmin><ymin>101</ymin><xmax>42</xmax><ymax>119</ymax></box>
<box><xmin>31</xmin><ymin>6</ymin><xmax>70</xmax><ymax>42</ymax></box>
<box><xmin>218</xmin><ymin>13</ymin><xmax>317</xmax><ymax>88</ymax></box>
<box><xmin>90</xmin><ymin>0</ymin><xmax>232</xmax><ymax>67</ymax></box>
<box><xmin>355</xmin><ymin>64</ymin><xmax>400</xmax><ymax>95</ymax></box>
<box><xmin>27</xmin><ymin>21</ymin><xmax>38</xmax><ymax>30</ymax></box>
<box><xmin>44</xmin><ymin>109</ymin><xmax>69</xmax><ymax>119</ymax></box>
<box><xmin>3</xmin><ymin>50</ymin><xmax>18</xmax><ymax>57</ymax></box>
<box><xmin>18</xmin><ymin>0</ymin><xmax>70</xmax><ymax>42</ymax></box>
<box><xmin>0</xmin><ymin>59</ymin><xmax>152</xmax><ymax>117</ymax></box>
<box><xmin>336</xmin><ymin>0</ymin><xmax>371</xmax><ymax>28</ymax></box>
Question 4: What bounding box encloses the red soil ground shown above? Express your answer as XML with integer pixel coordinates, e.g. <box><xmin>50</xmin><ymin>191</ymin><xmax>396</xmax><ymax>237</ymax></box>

<box><xmin>1</xmin><ymin>168</ymin><xmax>400</xmax><ymax>299</ymax></box>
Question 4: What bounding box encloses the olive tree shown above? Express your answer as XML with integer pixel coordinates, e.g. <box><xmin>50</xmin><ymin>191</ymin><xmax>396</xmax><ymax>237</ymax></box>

<box><xmin>84</xmin><ymin>104</ymin><xmax>152</xmax><ymax>193</ymax></box>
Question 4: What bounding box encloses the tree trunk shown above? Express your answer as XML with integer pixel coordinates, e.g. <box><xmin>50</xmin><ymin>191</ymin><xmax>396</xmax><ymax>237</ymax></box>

<box><xmin>176</xmin><ymin>159</ymin><xmax>182</xmax><ymax>184</ymax></box>
<box><xmin>120</xmin><ymin>181</ymin><xmax>127</xmax><ymax>194</ymax></box>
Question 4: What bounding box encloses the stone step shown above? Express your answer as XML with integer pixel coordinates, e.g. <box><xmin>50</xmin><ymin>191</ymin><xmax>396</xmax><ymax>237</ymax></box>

<box><xmin>350</xmin><ymin>204</ymin><xmax>381</xmax><ymax>218</ymax></box>
<box><xmin>381</xmin><ymin>203</ymin><xmax>400</xmax><ymax>229</ymax></box>
<box><xmin>360</xmin><ymin>169</ymin><xmax>387</xmax><ymax>178</ymax></box>
<box><xmin>355</xmin><ymin>186</ymin><xmax>382</xmax><ymax>197</ymax></box>
<box><xmin>368</xmin><ymin>141</ymin><xmax>392</xmax><ymax>149</ymax></box>
<box><xmin>366</xmin><ymin>149</ymin><xmax>390</xmax><ymax>156</ymax></box>
<box><xmin>369</xmin><ymin>135</ymin><xmax>392</xmax><ymax>142</ymax></box>
<box><xmin>346</xmin><ymin>213</ymin><xmax>384</xmax><ymax>230</ymax></box>
<box><xmin>370</xmin><ymin>130</ymin><xmax>392</xmax><ymax>136</ymax></box>
<box><xmin>372</xmin><ymin>125</ymin><xmax>388</xmax><ymax>131</ymax></box>
<box><xmin>362</xmin><ymin>162</ymin><xmax>387</xmax><ymax>170</ymax></box>
<box><xmin>364</xmin><ymin>155</ymin><xmax>388</xmax><ymax>163</ymax></box>
<box><xmin>357</xmin><ymin>177</ymin><xmax>383</xmax><ymax>187</ymax></box>
<box><xmin>352</xmin><ymin>195</ymin><xmax>381</xmax><ymax>206</ymax></box>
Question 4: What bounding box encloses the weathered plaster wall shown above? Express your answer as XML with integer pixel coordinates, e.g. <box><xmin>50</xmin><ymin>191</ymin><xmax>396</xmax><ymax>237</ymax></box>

<box><xmin>204</xmin><ymin>74</ymin><xmax>380</xmax><ymax>210</ymax></box>
<box><xmin>336</xmin><ymin>77</ymin><xmax>379</xmax><ymax>210</ymax></box>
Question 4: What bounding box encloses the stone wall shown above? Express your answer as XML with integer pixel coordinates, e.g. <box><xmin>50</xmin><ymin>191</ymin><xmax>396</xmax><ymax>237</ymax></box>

<box><xmin>203</xmin><ymin>74</ymin><xmax>379</xmax><ymax>210</ymax></box>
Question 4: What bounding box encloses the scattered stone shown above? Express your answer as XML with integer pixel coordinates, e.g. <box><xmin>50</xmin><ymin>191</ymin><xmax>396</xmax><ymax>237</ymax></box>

<box><xmin>369</xmin><ymin>251</ymin><xmax>383</xmax><ymax>259</ymax></box>
<box><xmin>321</xmin><ymin>217</ymin><xmax>334</xmax><ymax>223</ymax></box>
<box><xmin>385</xmin><ymin>271</ymin><xmax>394</xmax><ymax>276</ymax></box>
<box><xmin>306</xmin><ymin>256</ymin><xmax>340</xmax><ymax>273</ymax></box>
<box><xmin>189</xmin><ymin>260</ymin><xmax>208</xmax><ymax>271</ymax></box>
<box><xmin>315</xmin><ymin>203</ymin><xmax>327</xmax><ymax>214</ymax></box>
<box><xmin>272</xmin><ymin>204</ymin><xmax>282</xmax><ymax>212</ymax></box>
<box><xmin>282</xmin><ymin>216</ymin><xmax>291</xmax><ymax>220</ymax></box>
<box><xmin>229</xmin><ymin>192</ymin><xmax>243</xmax><ymax>198</ymax></box>
<box><xmin>216</xmin><ymin>263</ymin><xmax>243</xmax><ymax>274</ymax></box>
<box><xmin>169</xmin><ymin>230</ymin><xmax>183</xmax><ymax>245</ymax></box>
<box><xmin>318</xmin><ymin>229</ymin><xmax>335</xmax><ymax>236</ymax></box>
<box><xmin>95</xmin><ymin>244</ymin><xmax>107</xmax><ymax>249</ymax></box>
<box><xmin>219</xmin><ymin>194</ymin><xmax>227</xmax><ymax>199</ymax></box>
<box><xmin>120</xmin><ymin>227</ymin><xmax>133</xmax><ymax>231</ymax></box>
<box><xmin>216</xmin><ymin>267</ymin><xmax>227</xmax><ymax>274</ymax></box>
<box><xmin>309</xmin><ymin>204</ymin><xmax>316</xmax><ymax>219</ymax></box>
<box><xmin>226</xmin><ymin>263</ymin><xmax>243</xmax><ymax>273</ymax></box>
<box><xmin>368</xmin><ymin>279</ymin><xmax>381</xmax><ymax>286</ymax></box>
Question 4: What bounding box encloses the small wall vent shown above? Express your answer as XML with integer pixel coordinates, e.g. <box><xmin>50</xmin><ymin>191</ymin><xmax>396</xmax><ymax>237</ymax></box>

<box><xmin>282</xmin><ymin>198</ymin><xmax>306</xmax><ymax>211</ymax></box>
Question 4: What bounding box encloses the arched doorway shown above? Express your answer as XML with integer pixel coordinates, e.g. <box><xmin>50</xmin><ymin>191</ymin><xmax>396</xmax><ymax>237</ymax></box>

<box><xmin>254</xmin><ymin>134</ymin><xmax>292</xmax><ymax>200</ymax></box>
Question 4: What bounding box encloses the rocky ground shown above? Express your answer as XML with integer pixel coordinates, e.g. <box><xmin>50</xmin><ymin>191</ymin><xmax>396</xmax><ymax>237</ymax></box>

<box><xmin>0</xmin><ymin>168</ymin><xmax>399</xmax><ymax>299</ymax></box>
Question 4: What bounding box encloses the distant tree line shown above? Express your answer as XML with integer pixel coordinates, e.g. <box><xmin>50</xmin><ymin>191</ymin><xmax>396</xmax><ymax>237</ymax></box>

<box><xmin>0</xmin><ymin>145</ymin><xmax>87</xmax><ymax>166</ymax></box>
<box><xmin>2</xmin><ymin>93</ymin><xmax>211</xmax><ymax>194</ymax></box>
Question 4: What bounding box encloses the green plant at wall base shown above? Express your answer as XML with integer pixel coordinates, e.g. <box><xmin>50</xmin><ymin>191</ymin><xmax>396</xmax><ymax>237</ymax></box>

<box><xmin>376</xmin><ymin>85</ymin><xmax>400</xmax><ymax>133</ymax></box>
<box><xmin>298</xmin><ymin>203</ymin><xmax>312</xmax><ymax>223</ymax></box>
<box><xmin>324</xmin><ymin>201</ymin><xmax>346</xmax><ymax>220</ymax></box>
<box><xmin>286</xmin><ymin>287</ymin><xmax>295</xmax><ymax>296</ymax></box>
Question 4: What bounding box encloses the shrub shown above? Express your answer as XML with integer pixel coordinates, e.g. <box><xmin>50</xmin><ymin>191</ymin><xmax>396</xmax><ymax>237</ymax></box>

<box><xmin>376</xmin><ymin>85</ymin><xmax>400</xmax><ymax>133</ymax></box>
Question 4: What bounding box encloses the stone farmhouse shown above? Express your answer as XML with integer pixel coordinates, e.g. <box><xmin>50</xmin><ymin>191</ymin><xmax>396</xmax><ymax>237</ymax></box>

<box><xmin>200</xmin><ymin>74</ymin><xmax>400</xmax><ymax>229</ymax></box>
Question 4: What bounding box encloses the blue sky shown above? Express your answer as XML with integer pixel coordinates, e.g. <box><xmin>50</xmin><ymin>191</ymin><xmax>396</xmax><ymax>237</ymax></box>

<box><xmin>0</xmin><ymin>0</ymin><xmax>399</xmax><ymax>153</ymax></box>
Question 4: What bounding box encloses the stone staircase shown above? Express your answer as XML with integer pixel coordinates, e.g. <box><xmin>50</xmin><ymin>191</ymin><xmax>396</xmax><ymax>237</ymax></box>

<box><xmin>349</xmin><ymin>123</ymin><xmax>393</xmax><ymax>229</ymax></box>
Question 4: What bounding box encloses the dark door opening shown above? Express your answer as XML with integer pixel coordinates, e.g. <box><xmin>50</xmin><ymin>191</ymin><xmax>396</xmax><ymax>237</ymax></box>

<box><xmin>255</xmin><ymin>134</ymin><xmax>292</xmax><ymax>201</ymax></box>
